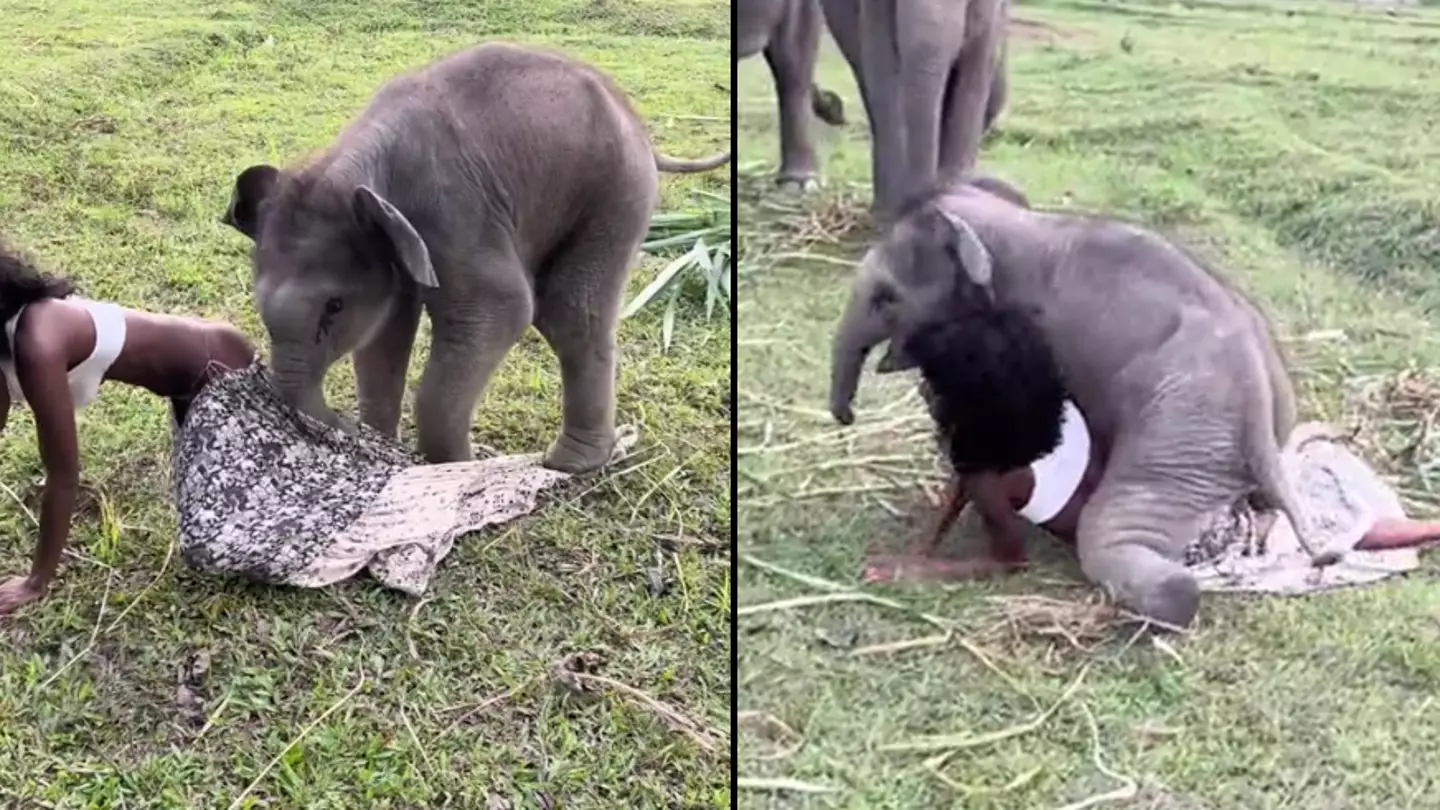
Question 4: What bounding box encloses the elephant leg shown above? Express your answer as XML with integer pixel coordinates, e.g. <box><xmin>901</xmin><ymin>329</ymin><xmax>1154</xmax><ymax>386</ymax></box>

<box><xmin>938</xmin><ymin>37</ymin><xmax>1002</xmax><ymax>181</ymax></box>
<box><xmin>414</xmin><ymin>250</ymin><xmax>534</xmax><ymax>464</ymax></box>
<box><xmin>855</xmin><ymin>0</ymin><xmax>907</xmax><ymax>218</ymax></box>
<box><xmin>763</xmin><ymin>20</ymin><xmax>822</xmax><ymax>191</ymax></box>
<box><xmin>533</xmin><ymin>224</ymin><xmax>641</xmax><ymax>474</ymax></box>
<box><xmin>1244</xmin><ymin>302</ymin><xmax>1297</xmax><ymax>443</ymax></box>
<box><xmin>899</xmin><ymin>57</ymin><xmax>949</xmax><ymax>204</ymax></box>
<box><xmin>819</xmin><ymin>0</ymin><xmax>898</xmax><ymax>215</ymax></box>
<box><xmin>1075</xmin><ymin>474</ymin><xmax>1215</xmax><ymax>630</ymax></box>
<box><xmin>353</xmin><ymin>290</ymin><xmax>421</xmax><ymax>439</ymax></box>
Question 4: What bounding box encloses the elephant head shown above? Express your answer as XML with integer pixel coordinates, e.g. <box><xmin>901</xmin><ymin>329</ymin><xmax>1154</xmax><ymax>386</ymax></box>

<box><xmin>829</xmin><ymin>203</ymin><xmax>995</xmax><ymax>425</ymax></box>
<box><xmin>221</xmin><ymin>164</ymin><xmax>439</xmax><ymax>425</ymax></box>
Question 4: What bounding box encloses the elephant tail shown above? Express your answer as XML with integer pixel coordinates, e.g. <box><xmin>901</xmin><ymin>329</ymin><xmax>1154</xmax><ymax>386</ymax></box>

<box><xmin>1242</xmin><ymin>340</ymin><xmax>1343</xmax><ymax>568</ymax></box>
<box><xmin>655</xmin><ymin>151</ymin><xmax>732</xmax><ymax>174</ymax></box>
<box><xmin>810</xmin><ymin>84</ymin><xmax>847</xmax><ymax>126</ymax></box>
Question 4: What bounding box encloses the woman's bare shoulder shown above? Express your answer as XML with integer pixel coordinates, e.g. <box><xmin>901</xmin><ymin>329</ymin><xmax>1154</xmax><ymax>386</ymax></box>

<box><xmin>12</xmin><ymin>298</ymin><xmax>87</xmax><ymax>364</ymax></box>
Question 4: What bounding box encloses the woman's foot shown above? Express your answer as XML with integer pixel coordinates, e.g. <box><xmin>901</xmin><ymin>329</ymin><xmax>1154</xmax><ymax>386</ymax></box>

<box><xmin>1357</xmin><ymin>517</ymin><xmax>1440</xmax><ymax>551</ymax></box>
<box><xmin>0</xmin><ymin>575</ymin><xmax>48</xmax><ymax>616</ymax></box>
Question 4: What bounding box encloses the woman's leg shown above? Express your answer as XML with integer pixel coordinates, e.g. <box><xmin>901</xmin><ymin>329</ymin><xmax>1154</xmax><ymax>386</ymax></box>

<box><xmin>1355</xmin><ymin>517</ymin><xmax>1440</xmax><ymax>551</ymax></box>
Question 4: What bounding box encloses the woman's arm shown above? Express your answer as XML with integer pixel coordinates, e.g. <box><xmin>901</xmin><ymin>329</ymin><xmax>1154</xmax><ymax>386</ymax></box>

<box><xmin>911</xmin><ymin>474</ymin><xmax>972</xmax><ymax>556</ymax></box>
<box><xmin>967</xmin><ymin>472</ymin><xmax>1032</xmax><ymax>569</ymax></box>
<box><xmin>866</xmin><ymin>473</ymin><xmax>1030</xmax><ymax>584</ymax></box>
<box><xmin>0</xmin><ymin>334</ymin><xmax>80</xmax><ymax>615</ymax></box>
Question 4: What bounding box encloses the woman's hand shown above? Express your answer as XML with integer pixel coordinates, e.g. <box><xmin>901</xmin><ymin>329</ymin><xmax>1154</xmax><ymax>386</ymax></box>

<box><xmin>0</xmin><ymin>575</ymin><xmax>48</xmax><ymax>616</ymax></box>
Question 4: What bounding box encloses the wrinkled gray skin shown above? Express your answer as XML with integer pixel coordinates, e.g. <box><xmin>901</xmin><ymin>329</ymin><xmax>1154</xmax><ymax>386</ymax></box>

<box><xmin>819</xmin><ymin>0</ymin><xmax>1009</xmax><ymax>220</ymax></box>
<box><xmin>736</xmin><ymin>0</ymin><xmax>847</xmax><ymax>191</ymax></box>
<box><xmin>830</xmin><ymin>181</ymin><xmax>1336</xmax><ymax>629</ymax></box>
<box><xmin>222</xmin><ymin>43</ymin><xmax>730</xmax><ymax>471</ymax></box>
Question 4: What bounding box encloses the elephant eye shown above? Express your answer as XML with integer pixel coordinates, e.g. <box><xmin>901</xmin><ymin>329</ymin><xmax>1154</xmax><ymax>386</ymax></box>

<box><xmin>324</xmin><ymin>297</ymin><xmax>344</xmax><ymax>315</ymax></box>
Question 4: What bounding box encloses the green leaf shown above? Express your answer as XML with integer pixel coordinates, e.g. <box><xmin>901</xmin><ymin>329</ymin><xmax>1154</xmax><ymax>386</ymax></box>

<box><xmin>704</xmin><ymin>259</ymin><xmax>719</xmax><ymax>321</ymax></box>
<box><xmin>622</xmin><ymin>244</ymin><xmax>702</xmax><ymax>319</ymax></box>
<box><xmin>717</xmin><ymin>251</ymin><xmax>732</xmax><ymax>302</ymax></box>
<box><xmin>662</xmin><ymin>289</ymin><xmax>678</xmax><ymax>352</ymax></box>
<box><xmin>643</xmin><ymin>226</ymin><xmax>724</xmax><ymax>254</ymax></box>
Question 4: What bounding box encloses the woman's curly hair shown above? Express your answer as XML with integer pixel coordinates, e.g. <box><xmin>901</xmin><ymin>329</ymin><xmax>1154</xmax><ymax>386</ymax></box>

<box><xmin>0</xmin><ymin>239</ymin><xmax>75</xmax><ymax>358</ymax></box>
<box><xmin>901</xmin><ymin>288</ymin><xmax>1068</xmax><ymax>474</ymax></box>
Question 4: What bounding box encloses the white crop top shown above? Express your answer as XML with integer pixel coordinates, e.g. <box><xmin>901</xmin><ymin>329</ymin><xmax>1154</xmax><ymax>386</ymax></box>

<box><xmin>1018</xmin><ymin>399</ymin><xmax>1092</xmax><ymax>524</ymax></box>
<box><xmin>0</xmin><ymin>297</ymin><xmax>128</xmax><ymax>410</ymax></box>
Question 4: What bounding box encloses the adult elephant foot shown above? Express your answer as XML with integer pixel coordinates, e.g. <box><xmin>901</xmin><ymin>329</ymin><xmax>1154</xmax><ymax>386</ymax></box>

<box><xmin>544</xmin><ymin>427</ymin><xmax>618</xmax><ymax>474</ymax></box>
<box><xmin>776</xmin><ymin>173</ymin><xmax>821</xmax><ymax>194</ymax></box>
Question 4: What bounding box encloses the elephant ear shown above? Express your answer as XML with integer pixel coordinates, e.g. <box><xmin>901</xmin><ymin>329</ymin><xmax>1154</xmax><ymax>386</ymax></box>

<box><xmin>352</xmin><ymin>186</ymin><xmax>439</xmax><ymax>289</ymax></box>
<box><xmin>937</xmin><ymin>208</ymin><xmax>994</xmax><ymax>293</ymax></box>
<box><xmin>223</xmin><ymin>165</ymin><xmax>282</xmax><ymax>240</ymax></box>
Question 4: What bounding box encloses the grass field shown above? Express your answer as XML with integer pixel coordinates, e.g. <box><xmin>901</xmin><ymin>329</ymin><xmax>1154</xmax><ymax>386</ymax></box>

<box><xmin>0</xmin><ymin>1</ymin><xmax>731</xmax><ymax>806</ymax></box>
<box><xmin>737</xmin><ymin>1</ymin><xmax>1440</xmax><ymax>807</ymax></box>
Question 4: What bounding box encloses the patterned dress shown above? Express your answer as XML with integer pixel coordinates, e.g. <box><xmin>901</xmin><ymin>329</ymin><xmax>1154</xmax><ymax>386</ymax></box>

<box><xmin>170</xmin><ymin>360</ymin><xmax>601</xmax><ymax>595</ymax></box>
<box><xmin>1184</xmin><ymin>423</ymin><xmax>1410</xmax><ymax>589</ymax></box>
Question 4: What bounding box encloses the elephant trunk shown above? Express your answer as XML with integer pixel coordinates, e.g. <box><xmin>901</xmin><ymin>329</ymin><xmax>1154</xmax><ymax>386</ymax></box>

<box><xmin>268</xmin><ymin>342</ymin><xmax>337</xmax><ymax>426</ymax></box>
<box><xmin>829</xmin><ymin>292</ymin><xmax>888</xmax><ymax>425</ymax></box>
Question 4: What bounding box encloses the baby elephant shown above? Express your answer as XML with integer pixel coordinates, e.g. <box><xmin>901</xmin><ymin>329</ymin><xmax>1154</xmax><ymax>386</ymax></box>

<box><xmin>222</xmin><ymin>43</ymin><xmax>729</xmax><ymax>472</ymax></box>
<box><xmin>831</xmin><ymin>180</ymin><xmax>1333</xmax><ymax>628</ymax></box>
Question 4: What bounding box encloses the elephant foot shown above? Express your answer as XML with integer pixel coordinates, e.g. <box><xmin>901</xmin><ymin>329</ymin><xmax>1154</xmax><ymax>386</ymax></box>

<box><xmin>1131</xmin><ymin>571</ymin><xmax>1201</xmax><ymax>632</ymax></box>
<box><xmin>776</xmin><ymin>174</ymin><xmax>821</xmax><ymax>194</ymax></box>
<box><xmin>304</xmin><ymin>404</ymin><xmax>357</xmax><ymax>436</ymax></box>
<box><xmin>810</xmin><ymin>85</ymin><xmax>846</xmax><ymax>126</ymax></box>
<box><xmin>544</xmin><ymin>425</ymin><xmax>638</xmax><ymax>475</ymax></box>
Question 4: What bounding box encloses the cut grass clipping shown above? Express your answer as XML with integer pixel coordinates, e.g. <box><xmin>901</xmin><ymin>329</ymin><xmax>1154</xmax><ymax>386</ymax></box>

<box><xmin>624</xmin><ymin>190</ymin><xmax>732</xmax><ymax>350</ymax></box>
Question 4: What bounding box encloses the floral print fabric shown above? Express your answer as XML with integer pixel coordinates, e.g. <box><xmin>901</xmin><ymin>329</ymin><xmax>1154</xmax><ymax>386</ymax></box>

<box><xmin>171</xmin><ymin>360</ymin><xmax>590</xmax><ymax>595</ymax></box>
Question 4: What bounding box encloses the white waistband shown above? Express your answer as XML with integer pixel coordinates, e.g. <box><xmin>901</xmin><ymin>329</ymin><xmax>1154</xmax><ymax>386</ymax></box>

<box><xmin>1019</xmin><ymin>400</ymin><xmax>1091</xmax><ymax>524</ymax></box>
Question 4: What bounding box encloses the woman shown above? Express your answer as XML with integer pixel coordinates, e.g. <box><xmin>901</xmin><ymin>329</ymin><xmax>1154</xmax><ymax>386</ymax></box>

<box><xmin>863</xmin><ymin>290</ymin><xmax>1440</xmax><ymax>585</ymax></box>
<box><xmin>0</xmin><ymin>239</ymin><xmax>256</xmax><ymax>615</ymax></box>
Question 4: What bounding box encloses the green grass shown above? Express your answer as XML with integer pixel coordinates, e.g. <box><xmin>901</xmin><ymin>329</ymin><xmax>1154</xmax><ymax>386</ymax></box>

<box><xmin>738</xmin><ymin>1</ymin><xmax>1440</xmax><ymax>807</ymax></box>
<box><xmin>0</xmin><ymin>1</ymin><xmax>731</xmax><ymax>806</ymax></box>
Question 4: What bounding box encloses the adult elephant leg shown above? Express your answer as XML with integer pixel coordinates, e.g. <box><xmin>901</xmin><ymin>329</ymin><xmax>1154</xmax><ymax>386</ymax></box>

<box><xmin>414</xmin><ymin>247</ymin><xmax>534</xmax><ymax>464</ymax></box>
<box><xmin>899</xmin><ymin>56</ymin><xmax>949</xmax><ymax>204</ymax></box>
<box><xmin>1076</xmin><ymin>475</ymin><xmax>1213</xmax><ymax>630</ymax></box>
<box><xmin>938</xmin><ymin>36</ymin><xmax>1002</xmax><ymax>181</ymax></box>
<box><xmin>353</xmin><ymin>290</ymin><xmax>421</xmax><ymax>439</ymax></box>
<box><xmin>817</xmin><ymin>0</ymin><xmax>862</xmax><ymax>89</ymax></box>
<box><xmin>764</xmin><ymin>5</ymin><xmax>823</xmax><ymax>191</ymax></box>
<box><xmin>855</xmin><ymin>0</ymin><xmax>907</xmax><ymax>218</ymax></box>
<box><xmin>532</xmin><ymin>216</ymin><xmax>647</xmax><ymax>474</ymax></box>
<box><xmin>818</xmin><ymin>0</ymin><xmax>897</xmax><ymax>215</ymax></box>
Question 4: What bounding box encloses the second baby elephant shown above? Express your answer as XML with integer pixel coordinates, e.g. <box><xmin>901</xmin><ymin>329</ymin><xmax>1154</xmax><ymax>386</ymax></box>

<box><xmin>820</xmin><ymin>0</ymin><xmax>1010</xmax><ymax>220</ymax></box>
<box><xmin>736</xmin><ymin>0</ymin><xmax>847</xmax><ymax>191</ymax></box>
<box><xmin>829</xmin><ymin>180</ymin><xmax>1332</xmax><ymax>628</ymax></box>
<box><xmin>222</xmin><ymin>42</ymin><xmax>730</xmax><ymax>472</ymax></box>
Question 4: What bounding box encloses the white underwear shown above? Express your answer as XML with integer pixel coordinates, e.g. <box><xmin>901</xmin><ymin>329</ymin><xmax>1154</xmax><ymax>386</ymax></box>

<box><xmin>1018</xmin><ymin>399</ymin><xmax>1091</xmax><ymax>524</ymax></box>
<box><xmin>1</xmin><ymin>297</ymin><xmax>128</xmax><ymax>410</ymax></box>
